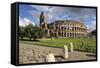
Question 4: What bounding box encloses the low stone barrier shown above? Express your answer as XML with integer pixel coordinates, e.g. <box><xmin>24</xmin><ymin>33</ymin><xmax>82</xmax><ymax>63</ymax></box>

<box><xmin>63</xmin><ymin>45</ymin><xmax>68</xmax><ymax>59</ymax></box>
<box><xmin>46</xmin><ymin>53</ymin><xmax>55</xmax><ymax>62</ymax></box>
<box><xmin>70</xmin><ymin>42</ymin><xmax>73</xmax><ymax>52</ymax></box>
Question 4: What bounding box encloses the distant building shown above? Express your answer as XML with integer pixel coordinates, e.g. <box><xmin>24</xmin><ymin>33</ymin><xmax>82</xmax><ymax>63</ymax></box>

<box><xmin>40</xmin><ymin>12</ymin><xmax>87</xmax><ymax>38</ymax></box>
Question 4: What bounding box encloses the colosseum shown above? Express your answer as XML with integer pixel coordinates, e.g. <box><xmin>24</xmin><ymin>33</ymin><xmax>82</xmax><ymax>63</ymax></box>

<box><xmin>40</xmin><ymin>12</ymin><xmax>87</xmax><ymax>38</ymax></box>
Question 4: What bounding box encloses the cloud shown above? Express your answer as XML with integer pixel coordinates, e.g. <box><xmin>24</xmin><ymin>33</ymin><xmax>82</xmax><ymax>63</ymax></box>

<box><xmin>86</xmin><ymin>20</ymin><xmax>96</xmax><ymax>32</ymax></box>
<box><xmin>91</xmin><ymin>20</ymin><xmax>96</xmax><ymax>30</ymax></box>
<box><xmin>29</xmin><ymin>5</ymin><xmax>96</xmax><ymax>31</ymax></box>
<box><xmin>30</xmin><ymin>5</ymin><xmax>54</xmax><ymax>21</ymax></box>
<box><xmin>19</xmin><ymin>17</ymin><xmax>35</xmax><ymax>27</ymax></box>
<box><xmin>30</xmin><ymin>5</ymin><xmax>53</xmax><ymax>12</ymax></box>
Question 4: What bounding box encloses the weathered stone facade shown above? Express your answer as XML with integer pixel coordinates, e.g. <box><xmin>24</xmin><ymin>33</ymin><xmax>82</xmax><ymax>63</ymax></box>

<box><xmin>40</xmin><ymin>12</ymin><xmax>87</xmax><ymax>38</ymax></box>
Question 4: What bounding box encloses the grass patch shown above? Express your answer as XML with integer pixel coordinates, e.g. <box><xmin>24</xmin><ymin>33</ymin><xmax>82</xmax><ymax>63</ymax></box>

<box><xmin>19</xmin><ymin>38</ymin><xmax>96</xmax><ymax>53</ymax></box>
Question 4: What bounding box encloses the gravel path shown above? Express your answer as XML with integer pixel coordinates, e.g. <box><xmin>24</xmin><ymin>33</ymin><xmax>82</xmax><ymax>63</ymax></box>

<box><xmin>19</xmin><ymin>43</ymin><xmax>96</xmax><ymax>64</ymax></box>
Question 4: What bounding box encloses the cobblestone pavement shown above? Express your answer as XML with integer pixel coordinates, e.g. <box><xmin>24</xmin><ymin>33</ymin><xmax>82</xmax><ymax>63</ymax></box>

<box><xmin>19</xmin><ymin>43</ymin><xmax>96</xmax><ymax>64</ymax></box>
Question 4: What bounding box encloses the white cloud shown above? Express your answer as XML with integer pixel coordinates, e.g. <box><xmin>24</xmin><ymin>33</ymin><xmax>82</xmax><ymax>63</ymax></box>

<box><xmin>30</xmin><ymin>5</ymin><xmax>96</xmax><ymax>31</ymax></box>
<box><xmin>91</xmin><ymin>20</ymin><xmax>96</xmax><ymax>30</ymax></box>
<box><xmin>30</xmin><ymin>5</ymin><xmax>53</xmax><ymax>12</ymax></box>
<box><xmin>86</xmin><ymin>20</ymin><xmax>96</xmax><ymax>32</ymax></box>
<box><xmin>19</xmin><ymin>17</ymin><xmax>35</xmax><ymax>27</ymax></box>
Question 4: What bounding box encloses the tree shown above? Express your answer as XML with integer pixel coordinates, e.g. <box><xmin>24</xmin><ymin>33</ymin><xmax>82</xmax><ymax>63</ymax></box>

<box><xmin>32</xmin><ymin>26</ymin><xmax>45</xmax><ymax>40</ymax></box>
<box><xmin>90</xmin><ymin>30</ymin><xmax>96</xmax><ymax>36</ymax></box>
<box><xmin>24</xmin><ymin>24</ymin><xmax>34</xmax><ymax>40</ymax></box>
<box><xmin>19</xmin><ymin>26</ymin><xmax>25</xmax><ymax>40</ymax></box>
<box><xmin>22</xmin><ymin>23</ymin><xmax>46</xmax><ymax>40</ymax></box>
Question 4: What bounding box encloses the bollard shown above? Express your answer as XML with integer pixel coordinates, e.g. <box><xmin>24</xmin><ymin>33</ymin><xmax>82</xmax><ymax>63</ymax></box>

<box><xmin>64</xmin><ymin>45</ymin><xmax>68</xmax><ymax>59</ymax></box>
<box><xmin>46</xmin><ymin>53</ymin><xmax>55</xmax><ymax>62</ymax></box>
<box><xmin>70</xmin><ymin>42</ymin><xmax>73</xmax><ymax>52</ymax></box>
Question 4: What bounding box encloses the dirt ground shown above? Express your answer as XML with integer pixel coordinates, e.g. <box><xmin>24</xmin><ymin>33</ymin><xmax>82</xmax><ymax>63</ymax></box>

<box><xmin>19</xmin><ymin>43</ymin><xmax>96</xmax><ymax>64</ymax></box>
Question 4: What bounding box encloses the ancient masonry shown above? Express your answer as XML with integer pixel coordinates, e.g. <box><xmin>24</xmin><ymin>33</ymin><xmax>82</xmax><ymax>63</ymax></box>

<box><xmin>40</xmin><ymin>12</ymin><xmax>87</xmax><ymax>38</ymax></box>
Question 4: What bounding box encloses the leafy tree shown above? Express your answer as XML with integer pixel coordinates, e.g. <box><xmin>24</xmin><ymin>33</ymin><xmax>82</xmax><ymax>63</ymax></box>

<box><xmin>19</xmin><ymin>26</ymin><xmax>25</xmax><ymax>40</ymax></box>
<box><xmin>90</xmin><ymin>30</ymin><xmax>96</xmax><ymax>36</ymax></box>
<box><xmin>24</xmin><ymin>24</ymin><xmax>34</xmax><ymax>40</ymax></box>
<box><xmin>32</xmin><ymin>26</ymin><xmax>45</xmax><ymax>40</ymax></box>
<box><xmin>19</xmin><ymin>23</ymin><xmax>46</xmax><ymax>40</ymax></box>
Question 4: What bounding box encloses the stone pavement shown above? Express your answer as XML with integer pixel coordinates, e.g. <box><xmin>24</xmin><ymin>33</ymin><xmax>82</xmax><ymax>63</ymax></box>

<box><xmin>19</xmin><ymin>43</ymin><xmax>96</xmax><ymax>64</ymax></box>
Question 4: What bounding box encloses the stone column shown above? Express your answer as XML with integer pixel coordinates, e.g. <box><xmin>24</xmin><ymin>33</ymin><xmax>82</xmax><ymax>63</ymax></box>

<box><xmin>76</xmin><ymin>33</ymin><xmax>77</xmax><ymax>37</ymax></box>
<box><xmin>73</xmin><ymin>32</ymin><xmax>75</xmax><ymax>37</ymax></box>
<box><xmin>70</xmin><ymin>42</ymin><xmax>73</xmax><ymax>52</ymax></box>
<box><xmin>46</xmin><ymin>53</ymin><xmax>55</xmax><ymax>62</ymax></box>
<box><xmin>64</xmin><ymin>45</ymin><xmax>68</xmax><ymax>59</ymax></box>
<box><xmin>74</xmin><ymin>26</ymin><xmax>75</xmax><ymax>37</ymax></box>
<box><xmin>66</xmin><ymin>32</ymin><xmax>67</xmax><ymax>37</ymax></box>
<box><xmin>69</xmin><ymin>33</ymin><xmax>70</xmax><ymax>37</ymax></box>
<box><xmin>68</xmin><ymin>25</ymin><xmax>70</xmax><ymax>37</ymax></box>
<box><xmin>63</xmin><ymin>27</ymin><xmax>64</xmax><ymax>37</ymax></box>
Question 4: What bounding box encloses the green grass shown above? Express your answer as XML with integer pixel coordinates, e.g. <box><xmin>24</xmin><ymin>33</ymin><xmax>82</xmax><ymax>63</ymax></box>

<box><xmin>19</xmin><ymin>38</ymin><xmax>96</xmax><ymax>53</ymax></box>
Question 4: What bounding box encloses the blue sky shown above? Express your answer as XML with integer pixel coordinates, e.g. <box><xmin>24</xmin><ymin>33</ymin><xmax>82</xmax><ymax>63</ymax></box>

<box><xmin>19</xmin><ymin>4</ymin><xmax>96</xmax><ymax>32</ymax></box>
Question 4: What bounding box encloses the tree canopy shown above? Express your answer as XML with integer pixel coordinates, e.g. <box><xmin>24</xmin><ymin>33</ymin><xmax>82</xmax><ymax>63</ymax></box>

<box><xmin>19</xmin><ymin>24</ymin><xmax>45</xmax><ymax>40</ymax></box>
